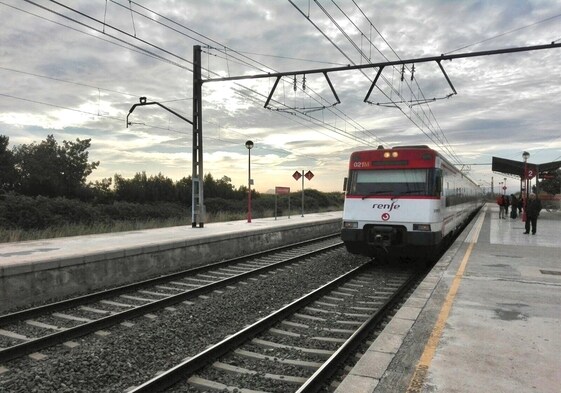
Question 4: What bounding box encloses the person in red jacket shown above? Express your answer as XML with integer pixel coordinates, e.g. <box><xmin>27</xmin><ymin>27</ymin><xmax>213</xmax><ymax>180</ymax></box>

<box><xmin>496</xmin><ymin>194</ymin><xmax>506</xmax><ymax>219</ymax></box>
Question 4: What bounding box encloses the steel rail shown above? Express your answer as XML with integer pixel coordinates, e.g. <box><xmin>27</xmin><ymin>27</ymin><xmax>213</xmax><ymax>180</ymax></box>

<box><xmin>128</xmin><ymin>263</ymin><xmax>371</xmax><ymax>393</ymax></box>
<box><xmin>0</xmin><ymin>234</ymin><xmax>339</xmax><ymax>326</ymax></box>
<box><xmin>0</xmin><ymin>240</ymin><xmax>342</xmax><ymax>363</ymax></box>
<box><xmin>296</xmin><ymin>271</ymin><xmax>421</xmax><ymax>392</ymax></box>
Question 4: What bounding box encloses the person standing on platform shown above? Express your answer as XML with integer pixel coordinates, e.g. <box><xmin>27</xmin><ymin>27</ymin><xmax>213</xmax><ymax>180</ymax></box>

<box><xmin>524</xmin><ymin>193</ymin><xmax>542</xmax><ymax>235</ymax></box>
<box><xmin>504</xmin><ymin>194</ymin><xmax>510</xmax><ymax>217</ymax></box>
<box><xmin>497</xmin><ymin>194</ymin><xmax>506</xmax><ymax>219</ymax></box>
<box><xmin>510</xmin><ymin>194</ymin><xmax>518</xmax><ymax>219</ymax></box>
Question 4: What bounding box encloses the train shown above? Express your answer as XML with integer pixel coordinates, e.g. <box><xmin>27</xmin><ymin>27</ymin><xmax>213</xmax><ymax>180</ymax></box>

<box><xmin>341</xmin><ymin>145</ymin><xmax>483</xmax><ymax>262</ymax></box>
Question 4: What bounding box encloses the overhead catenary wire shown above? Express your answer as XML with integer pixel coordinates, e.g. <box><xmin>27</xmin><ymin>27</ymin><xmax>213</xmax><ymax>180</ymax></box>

<box><xmin>105</xmin><ymin>0</ymin><xmax>390</xmax><ymax>147</ymax></box>
<box><xmin>302</xmin><ymin>0</ymin><xmax>463</xmax><ymax>166</ymax></box>
<box><xmin>288</xmin><ymin>0</ymin><xmax>455</xmax><ymax>160</ymax></box>
<box><xmin>4</xmin><ymin>1</ymin><xmax>556</xmax><ymax>168</ymax></box>
<box><xmin>348</xmin><ymin>0</ymin><xmax>462</xmax><ymax>165</ymax></box>
<box><xmin>4</xmin><ymin>0</ymin><xmax>382</xmax><ymax>149</ymax></box>
<box><xmin>101</xmin><ymin>0</ymin><xmax>388</xmax><ymax>147</ymax></box>
<box><xmin>444</xmin><ymin>11</ymin><xmax>561</xmax><ymax>54</ymax></box>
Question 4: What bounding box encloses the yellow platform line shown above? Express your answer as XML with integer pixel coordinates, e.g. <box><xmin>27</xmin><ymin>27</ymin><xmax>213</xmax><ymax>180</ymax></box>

<box><xmin>406</xmin><ymin>208</ymin><xmax>486</xmax><ymax>393</ymax></box>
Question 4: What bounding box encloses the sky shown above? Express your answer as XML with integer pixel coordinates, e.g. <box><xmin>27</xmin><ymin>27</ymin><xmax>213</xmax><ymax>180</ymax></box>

<box><xmin>1</xmin><ymin>0</ymin><xmax>560</xmax><ymax>195</ymax></box>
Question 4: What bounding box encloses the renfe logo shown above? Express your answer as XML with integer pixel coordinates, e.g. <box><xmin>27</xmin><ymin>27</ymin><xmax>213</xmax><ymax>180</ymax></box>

<box><xmin>372</xmin><ymin>201</ymin><xmax>400</xmax><ymax>211</ymax></box>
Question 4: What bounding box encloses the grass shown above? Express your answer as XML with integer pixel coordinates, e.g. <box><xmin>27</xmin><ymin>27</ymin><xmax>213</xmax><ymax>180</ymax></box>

<box><xmin>0</xmin><ymin>218</ymin><xmax>186</xmax><ymax>243</ymax></box>
<box><xmin>0</xmin><ymin>209</ymin><xmax>291</xmax><ymax>243</ymax></box>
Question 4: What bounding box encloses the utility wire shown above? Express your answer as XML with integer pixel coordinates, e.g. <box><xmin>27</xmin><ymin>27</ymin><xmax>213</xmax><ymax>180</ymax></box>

<box><xmin>444</xmin><ymin>12</ymin><xmax>561</xmax><ymax>54</ymax></box>
<box><xmin>11</xmin><ymin>1</ymin><xmax>383</xmax><ymax>148</ymax></box>
<box><xmin>324</xmin><ymin>0</ymin><xmax>462</xmax><ymax>165</ymax></box>
<box><xmin>112</xmin><ymin>0</ymin><xmax>385</xmax><ymax>146</ymax></box>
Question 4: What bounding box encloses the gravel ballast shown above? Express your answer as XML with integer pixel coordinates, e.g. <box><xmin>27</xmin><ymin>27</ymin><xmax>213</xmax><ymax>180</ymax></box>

<box><xmin>0</xmin><ymin>249</ymin><xmax>367</xmax><ymax>393</ymax></box>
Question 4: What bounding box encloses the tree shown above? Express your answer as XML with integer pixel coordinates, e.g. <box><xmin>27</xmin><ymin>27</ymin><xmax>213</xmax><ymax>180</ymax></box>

<box><xmin>0</xmin><ymin>135</ymin><xmax>17</xmax><ymax>192</ymax></box>
<box><xmin>175</xmin><ymin>176</ymin><xmax>192</xmax><ymax>205</ymax></box>
<box><xmin>87</xmin><ymin>177</ymin><xmax>113</xmax><ymax>203</ymax></box>
<box><xmin>59</xmin><ymin>138</ymin><xmax>99</xmax><ymax>197</ymax></box>
<box><xmin>203</xmin><ymin>173</ymin><xmax>218</xmax><ymax>198</ymax></box>
<box><xmin>216</xmin><ymin>175</ymin><xmax>238</xmax><ymax>199</ymax></box>
<box><xmin>539</xmin><ymin>169</ymin><xmax>561</xmax><ymax>195</ymax></box>
<box><xmin>114</xmin><ymin>172</ymin><xmax>177</xmax><ymax>203</ymax></box>
<box><xmin>15</xmin><ymin>135</ymin><xmax>63</xmax><ymax>197</ymax></box>
<box><xmin>145</xmin><ymin>173</ymin><xmax>176</xmax><ymax>202</ymax></box>
<box><xmin>13</xmin><ymin>135</ymin><xmax>98</xmax><ymax>198</ymax></box>
<box><xmin>114</xmin><ymin>173</ymin><xmax>145</xmax><ymax>202</ymax></box>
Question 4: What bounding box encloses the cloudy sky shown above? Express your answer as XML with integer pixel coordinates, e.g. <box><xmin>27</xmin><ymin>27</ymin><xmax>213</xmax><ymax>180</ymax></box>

<box><xmin>1</xmin><ymin>0</ymin><xmax>560</xmax><ymax>194</ymax></box>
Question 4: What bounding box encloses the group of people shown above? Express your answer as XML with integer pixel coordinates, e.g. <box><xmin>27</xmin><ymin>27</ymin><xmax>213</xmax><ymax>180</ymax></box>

<box><xmin>497</xmin><ymin>194</ymin><xmax>520</xmax><ymax>219</ymax></box>
<box><xmin>496</xmin><ymin>193</ymin><xmax>542</xmax><ymax>234</ymax></box>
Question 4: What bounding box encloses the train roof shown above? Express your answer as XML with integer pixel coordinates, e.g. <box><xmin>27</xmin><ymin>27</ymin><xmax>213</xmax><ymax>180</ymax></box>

<box><xmin>351</xmin><ymin>146</ymin><xmax>480</xmax><ymax>187</ymax></box>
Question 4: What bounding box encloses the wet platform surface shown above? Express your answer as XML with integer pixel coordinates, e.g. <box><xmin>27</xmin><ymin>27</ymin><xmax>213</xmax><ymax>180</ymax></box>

<box><xmin>337</xmin><ymin>205</ymin><xmax>561</xmax><ymax>393</ymax></box>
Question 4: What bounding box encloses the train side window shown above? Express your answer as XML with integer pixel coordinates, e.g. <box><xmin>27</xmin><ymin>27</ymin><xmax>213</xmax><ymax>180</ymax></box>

<box><xmin>348</xmin><ymin>171</ymin><xmax>358</xmax><ymax>194</ymax></box>
<box><xmin>434</xmin><ymin>169</ymin><xmax>442</xmax><ymax>196</ymax></box>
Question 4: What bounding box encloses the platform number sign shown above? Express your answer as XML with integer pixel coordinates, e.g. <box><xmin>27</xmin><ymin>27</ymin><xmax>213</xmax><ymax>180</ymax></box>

<box><xmin>304</xmin><ymin>170</ymin><xmax>314</xmax><ymax>180</ymax></box>
<box><xmin>292</xmin><ymin>171</ymin><xmax>302</xmax><ymax>180</ymax></box>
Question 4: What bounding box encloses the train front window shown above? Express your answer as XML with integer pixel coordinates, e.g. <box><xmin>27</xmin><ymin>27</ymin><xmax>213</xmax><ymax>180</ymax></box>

<box><xmin>348</xmin><ymin>169</ymin><xmax>431</xmax><ymax>196</ymax></box>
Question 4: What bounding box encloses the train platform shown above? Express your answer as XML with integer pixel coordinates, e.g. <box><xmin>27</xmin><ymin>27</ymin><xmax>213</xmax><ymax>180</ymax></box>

<box><xmin>337</xmin><ymin>204</ymin><xmax>561</xmax><ymax>393</ymax></box>
<box><xmin>0</xmin><ymin>212</ymin><xmax>342</xmax><ymax>312</ymax></box>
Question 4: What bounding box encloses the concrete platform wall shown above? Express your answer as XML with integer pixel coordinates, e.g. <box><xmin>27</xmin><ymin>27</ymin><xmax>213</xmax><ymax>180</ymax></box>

<box><xmin>1</xmin><ymin>218</ymin><xmax>341</xmax><ymax>312</ymax></box>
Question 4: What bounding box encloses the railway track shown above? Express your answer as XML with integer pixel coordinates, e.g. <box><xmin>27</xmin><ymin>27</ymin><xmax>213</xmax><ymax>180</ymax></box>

<box><xmin>0</xmin><ymin>235</ymin><xmax>341</xmax><ymax>363</ymax></box>
<box><xmin>129</xmin><ymin>263</ymin><xmax>420</xmax><ymax>393</ymax></box>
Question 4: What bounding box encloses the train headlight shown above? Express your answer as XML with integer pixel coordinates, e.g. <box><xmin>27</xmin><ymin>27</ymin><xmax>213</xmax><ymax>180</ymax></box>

<box><xmin>343</xmin><ymin>221</ymin><xmax>358</xmax><ymax>229</ymax></box>
<box><xmin>413</xmin><ymin>224</ymin><xmax>431</xmax><ymax>231</ymax></box>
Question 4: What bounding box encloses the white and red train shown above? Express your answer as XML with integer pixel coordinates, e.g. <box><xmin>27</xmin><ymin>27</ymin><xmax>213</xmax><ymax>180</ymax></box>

<box><xmin>341</xmin><ymin>145</ymin><xmax>483</xmax><ymax>261</ymax></box>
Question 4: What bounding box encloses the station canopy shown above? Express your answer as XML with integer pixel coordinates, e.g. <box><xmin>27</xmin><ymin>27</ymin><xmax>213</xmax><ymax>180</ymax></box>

<box><xmin>492</xmin><ymin>157</ymin><xmax>561</xmax><ymax>179</ymax></box>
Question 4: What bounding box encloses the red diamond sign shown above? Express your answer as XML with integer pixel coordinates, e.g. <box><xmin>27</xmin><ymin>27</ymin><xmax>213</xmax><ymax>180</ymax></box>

<box><xmin>293</xmin><ymin>171</ymin><xmax>302</xmax><ymax>180</ymax></box>
<box><xmin>305</xmin><ymin>170</ymin><xmax>314</xmax><ymax>181</ymax></box>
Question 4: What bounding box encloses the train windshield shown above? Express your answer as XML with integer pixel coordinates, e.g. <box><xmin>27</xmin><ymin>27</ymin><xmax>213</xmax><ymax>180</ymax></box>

<box><xmin>348</xmin><ymin>169</ymin><xmax>441</xmax><ymax>197</ymax></box>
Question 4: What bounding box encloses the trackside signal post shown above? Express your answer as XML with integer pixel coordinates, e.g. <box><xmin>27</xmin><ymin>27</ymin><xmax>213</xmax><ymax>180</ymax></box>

<box><xmin>293</xmin><ymin>170</ymin><xmax>314</xmax><ymax>217</ymax></box>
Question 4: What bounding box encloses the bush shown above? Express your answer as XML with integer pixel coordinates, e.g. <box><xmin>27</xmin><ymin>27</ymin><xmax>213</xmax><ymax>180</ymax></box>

<box><xmin>0</xmin><ymin>189</ymin><xmax>344</xmax><ymax>241</ymax></box>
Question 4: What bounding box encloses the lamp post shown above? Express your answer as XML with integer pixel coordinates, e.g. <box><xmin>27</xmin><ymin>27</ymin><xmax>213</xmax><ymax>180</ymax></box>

<box><xmin>246</xmin><ymin>140</ymin><xmax>254</xmax><ymax>223</ymax></box>
<box><xmin>503</xmin><ymin>177</ymin><xmax>507</xmax><ymax>195</ymax></box>
<box><xmin>522</xmin><ymin>151</ymin><xmax>530</xmax><ymax>222</ymax></box>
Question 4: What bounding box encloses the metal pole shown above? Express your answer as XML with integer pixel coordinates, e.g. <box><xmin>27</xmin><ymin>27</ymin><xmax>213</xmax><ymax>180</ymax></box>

<box><xmin>192</xmin><ymin>45</ymin><xmax>205</xmax><ymax>227</ymax></box>
<box><xmin>301</xmin><ymin>170</ymin><xmax>304</xmax><ymax>217</ymax></box>
<box><xmin>522</xmin><ymin>155</ymin><xmax>528</xmax><ymax>222</ymax></box>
